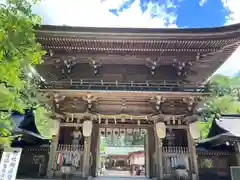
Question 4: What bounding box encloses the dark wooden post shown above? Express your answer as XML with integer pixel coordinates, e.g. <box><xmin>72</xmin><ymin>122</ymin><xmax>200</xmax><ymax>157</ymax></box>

<box><xmin>82</xmin><ymin>120</ymin><xmax>93</xmax><ymax>178</ymax></box>
<box><xmin>47</xmin><ymin>135</ymin><xmax>58</xmax><ymax>177</ymax></box>
<box><xmin>234</xmin><ymin>141</ymin><xmax>240</xmax><ymax>165</ymax></box>
<box><xmin>187</xmin><ymin>128</ymin><xmax>199</xmax><ymax>180</ymax></box>
<box><xmin>158</xmin><ymin>138</ymin><xmax>164</xmax><ymax>179</ymax></box>
<box><xmin>145</xmin><ymin>131</ymin><xmax>150</xmax><ymax>177</ymax></box>
<box><xmin>47</xmin><ymin>119</ymin><xmax>60</xmax><ymax>177</ymax></box>
<box><xmin>83</xmin><ymin>136</ymin><xmax>91</xmax><ymax>178</ymax></box>
<box><xmin>155</xmin><ymin>135</ymin><xmax>159</xmax><ymax>178</ymax></box>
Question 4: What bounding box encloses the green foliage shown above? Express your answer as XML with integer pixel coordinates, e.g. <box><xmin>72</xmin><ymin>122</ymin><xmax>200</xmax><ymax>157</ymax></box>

<box><xmin>0</xmin><ymin>0</ymin><xmax>55</xmax><ymax>146</ymax></box>
<box><xmin>100</xmin><ymin>138</ymin><xmax>106</xmax><ymax>152</ymax></box>
<box><xmin>198</xmin><ymin>74</ymin><xmax>240</xmax><ymax>139</ymax></box>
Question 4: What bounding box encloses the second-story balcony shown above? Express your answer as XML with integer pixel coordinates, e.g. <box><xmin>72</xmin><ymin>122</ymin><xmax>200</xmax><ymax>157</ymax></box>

<box><xmin>39</xmin><ymin>79</ymin><xmax>210</xmax><ymax>93</ymax></box>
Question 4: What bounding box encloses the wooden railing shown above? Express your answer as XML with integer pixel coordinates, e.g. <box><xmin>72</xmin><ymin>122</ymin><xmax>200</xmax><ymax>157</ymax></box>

<box><xmin>57</xmin><ymin>144</ymin><xmax>84</xmax><ymax>151</ymax></box>
<box><xmin>162</xmin><ymin>146</ymin><xmax>190</xmax><ymax>177</ymax></box>
<box><xmin>163</xmin><ymin>146</ymin><xmax>189</xmax><ymax>154</ymax></box>
<box><xmin>40</xmin><ymin>79</ymin><xmax>209</xmax><ymax>93</ymax></box>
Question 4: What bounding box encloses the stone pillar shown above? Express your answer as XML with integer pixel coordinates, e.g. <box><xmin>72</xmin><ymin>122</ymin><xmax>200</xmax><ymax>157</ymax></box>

<box><xmin>187</xmin><ymin>128</ymin><xmax>199</xmax><ymax>180</ymax></box>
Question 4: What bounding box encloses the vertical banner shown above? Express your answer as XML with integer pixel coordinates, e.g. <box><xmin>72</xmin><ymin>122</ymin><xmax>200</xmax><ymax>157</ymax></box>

<box><xmin>0</xmin><ymin>148</ymin><xmax>22</xmax><ymax>180</ymax></box>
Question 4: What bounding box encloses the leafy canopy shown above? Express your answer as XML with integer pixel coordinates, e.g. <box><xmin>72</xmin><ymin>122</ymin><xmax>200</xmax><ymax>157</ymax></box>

<box><xmin>198</xmin><ymin>75</ymin><xmax>240</xmax><ymax>139</ymax></box>
<box><xmin>0</xmin><ymin>0</ymin><xmax>55</xmax><ymax>146</ymax></box>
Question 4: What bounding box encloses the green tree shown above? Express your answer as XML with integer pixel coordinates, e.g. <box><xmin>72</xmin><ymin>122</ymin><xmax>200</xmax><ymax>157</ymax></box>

<box><xmin>100</xmin><ymin>138</ymin><xmax>106</xmax><ymax>153</ymax></box>
<box><xmin>0</xmin><ymin>0</ymin><xmax>55</xmax><ymax>146</ymax></box>
<box><xmin>198</xmin><ymin>74</ymin><xmax>240</xmax><ymax>139</ymax></box>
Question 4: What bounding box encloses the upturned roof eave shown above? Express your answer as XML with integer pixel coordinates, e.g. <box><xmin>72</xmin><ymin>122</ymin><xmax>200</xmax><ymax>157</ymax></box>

<box><xmin>35</xmin><ymin>23</ymin><xmax>240</xmax><ymax>40</ymax></box>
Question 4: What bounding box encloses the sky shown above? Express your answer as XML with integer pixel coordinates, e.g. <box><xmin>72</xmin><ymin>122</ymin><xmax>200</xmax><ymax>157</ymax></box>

<box><xmin>32</xmin><ymin>0</ymin><xmax>240</xmax><ymax>76</ymax></box>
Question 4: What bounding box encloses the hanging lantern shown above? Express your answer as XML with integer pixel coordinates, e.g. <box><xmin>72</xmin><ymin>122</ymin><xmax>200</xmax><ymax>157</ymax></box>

<box><xmin>82</xmin><ymin>120</ymin><xmax>93</xmax><ymax>137</ymax></box>
<box><xmin>120</xmin><ymin>129</ymin><xmax>125</xmax><ymax>135</ymax></box>
<box><xmin>155</xmin><ymin>122</ymin><xmax>166</xmax><ymax>138</ymax></box>
<box><xmin>101</xmin><ymin>131</ymin><xmax>105</xmax><ymax>136</ymax></box>
<box><xmin>189</xmin><ymin>121</ymin><xmax>200</xmax><ymax>139</ymax></box>
<box><xmin>107</xmin><ymin>128</ymin><xmax>112</xmax><ymax>136</ymax></box>
<box><xmin>141</xmin><ymin>129</ymin><xmax>147</xmax><ymax>135</ymax></box>
<box><xmin>100</xmin><ymin>128</ymin><xmax>105</xmax><ymax>136</ymax></box>
<box><xmin>127</xmin><ymin>129</ymin><xmax>133</xmax><ymax>134</ymax></box>
<box><xmin>134</xmin><ymin>128</ymin><xmax>139</xmax><ymax>134</ymax></box>
<box><xmin>114</xmin><ymin>128</ymin><xmax>119</xmax><ymax>136</ymax></box>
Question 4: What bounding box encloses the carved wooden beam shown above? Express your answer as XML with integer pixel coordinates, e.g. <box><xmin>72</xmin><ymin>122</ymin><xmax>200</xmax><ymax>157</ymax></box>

<box><xmin>173</xmin><ymin>58</ymin><xmax>192</xmax><ymax>77</ymax></box>
<box><xmin>53</xmin><ymin>93</ymin><xmax>65</xmax><ymax>108</ymax></box>
<box><xmin>82</xmin><ymin>93</ymin><xmax>98</xmax><ymax>111</ymax></box>
<box><xmin>89</xmin><ymin>58</ymin><xmax>101</xmax><ymax>75</ymax></box>
<box><xmin>146</xmin><ymin>58</ymin><xmax>161</xmax><ymax>76</ymax></box>
<box><xmin>182</xmin><ymin>96</ymin><xmax>196</xmax><ymax>112</ymax></box>
<box><xmin>150</xmin><ymin>95</ymin><xmax>166</xmax><ymax>112</ymax></box>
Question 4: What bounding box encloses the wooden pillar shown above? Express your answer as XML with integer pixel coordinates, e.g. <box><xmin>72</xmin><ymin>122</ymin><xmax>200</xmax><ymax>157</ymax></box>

<box><xmin>47</xmin><ymin>135</ymin><xmax>58</xmax><ymax>177</ymax></box>
<box><xmin>234</xmin><ymin>141</ymin><xmax>240</xmax><ymax>165</ymax></box>
<box><xmin>90</xmin><ymin>126</ymin><xmax>100</xmax><ymax>177</ymax></box>
<box><xmin>47</xmin><ymin>119</ymin><xmax>60</xmax><ymax>177</ymax></box>
<box><xmin>82</xmin><ymin>136</ymin><xmax>91</xmax><ymax>178</ymax></box>
<box><xmin>155</xmin><ymin>135</ymin><xmax>159</xmax><ymax>178</ymax></box>
<box><xmin>145</xmin><ymin>132</ymin><xmax>150</xmax><ymax>177</ymax></box>
<box><xmin>158</xmin><ymin>138</ymin><xmax>164</xmax><ymax>180</ymax></box>
<box><xmin>95</xmin><ymin>133</ymin><xmax>100</xmax><ymax>176</ymax></box>
<box><xmin>187</xmin><ymin>128</ymin><xmax>199</xmax><ymax>180</ymax></box>
<box><xmin>154</xmin><ymin>130</ymin><xmax>164</xmax><ymax>179</ymax></box>
<box><xmin>82</xmin><ymin>121</ymin><xmax>93</xmax><ymax>178</ymax></box>
<box><xmin>148</xmin><ymin>127</ymin><xmax>155</xmax><ymax>178</ymax></box>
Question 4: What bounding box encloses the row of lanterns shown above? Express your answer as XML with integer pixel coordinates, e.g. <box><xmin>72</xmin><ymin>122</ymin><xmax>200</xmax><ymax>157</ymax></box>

<box><xmin>155</xmin><ymin>121</ymin><xmax>200</xmax><ymax>139</ymax></box>
<box><xmin>99</xmin><ymin>128</ymin><xmax>147</xmax><ymax>137</ymax></box>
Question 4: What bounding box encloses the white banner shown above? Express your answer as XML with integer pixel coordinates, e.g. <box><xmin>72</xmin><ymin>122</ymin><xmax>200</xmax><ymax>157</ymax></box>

<box><xmin>0</xmin><ymin>148</ymin><xmax>22</xmax><ymax>180</ymax></box>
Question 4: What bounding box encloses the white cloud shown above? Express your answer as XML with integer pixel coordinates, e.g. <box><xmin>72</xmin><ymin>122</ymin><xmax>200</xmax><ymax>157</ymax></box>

<box><xmin>214</xmin><ymin>45</ymin><xmax>240</xmax><ymax>77</ymax></box>
<box><xmin>222</xmin><ymin>0</ymin><xmax>240</xmax><ymax>25</ymax></box>
<box><xmin>33</xmin><ymin>0</ymin><xmax>177</xmax><ymax>28</ymax></box>
<box><xmin>199</xmin><ymin>0</ymin><xmax>207</xmax><ymax>6</ymax></box>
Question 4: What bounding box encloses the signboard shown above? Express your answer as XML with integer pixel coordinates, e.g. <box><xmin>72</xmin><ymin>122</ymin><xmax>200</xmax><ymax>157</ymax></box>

<box><xmin>0</xmin><ymin>148</ymin><xmax>22</xmax><ymax>180</ymax></box>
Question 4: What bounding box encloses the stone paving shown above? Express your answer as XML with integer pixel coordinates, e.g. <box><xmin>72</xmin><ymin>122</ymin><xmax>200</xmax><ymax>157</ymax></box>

<box><xmin>16</xmin><ymin>170</ymin><xmax>149</xmax><ymax>180</ymax></box>
<box><xmin>94</xmin><ymin>176</ymin><xmax>149</xmax><ymax>180</ymax></box>
<box><xmin>94</xmin><ymin>170</ymin><xmax>149</xmax><ymax>180</ymax></box>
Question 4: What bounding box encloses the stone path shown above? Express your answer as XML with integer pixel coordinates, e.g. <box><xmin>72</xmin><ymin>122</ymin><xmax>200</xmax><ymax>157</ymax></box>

<box><xmin>94</xmin><ymin>170</ymin><xmax>149</xmax><ymax>180</ymax></box>
<box><xmin>94</xmin><ymin>177</ymin><xmax>149</xmax><ymax>180</ymax></box>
